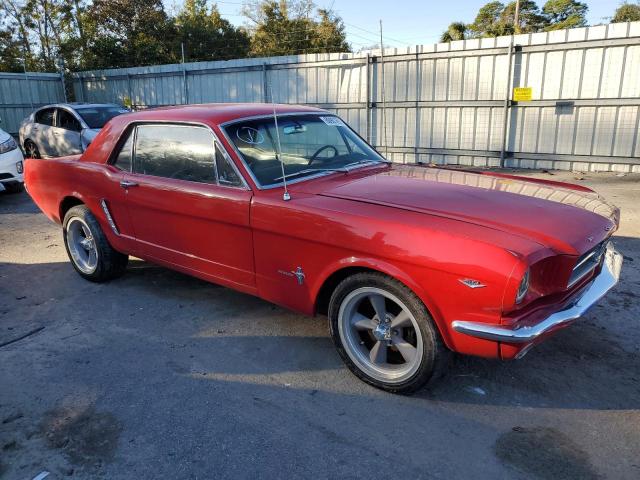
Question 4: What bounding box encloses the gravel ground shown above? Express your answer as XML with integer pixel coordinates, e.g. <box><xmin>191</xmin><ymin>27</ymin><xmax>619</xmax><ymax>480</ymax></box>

<box><xmin>1</xmin><ymin>170</ymin><xmax>639</xmax><ymax>480</ymax></box>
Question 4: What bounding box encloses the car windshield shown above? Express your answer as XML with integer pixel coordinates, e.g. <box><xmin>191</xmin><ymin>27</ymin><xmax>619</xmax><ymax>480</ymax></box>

<box><xmin>223</xmin><ymin>114</ymin><xmax>386</xmax><ymax>187</ymax></box>
<box><xmin>76</xmin><ymin>105</ymin><xmax>128</xmax><ymax>129</ymax></box>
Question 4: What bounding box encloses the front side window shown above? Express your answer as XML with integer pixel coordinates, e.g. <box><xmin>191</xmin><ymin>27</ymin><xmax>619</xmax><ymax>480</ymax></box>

<box><xmin>35</xmin><ymin>108</ymin><xmax>55</xmax><ymax>126</ymax></box>
<box><xmin>223</xmin><ymin>114</ymin><xmax>384</xmax><ymax>187</ymax></box>
<box><xmin>133</xmin><ymin>125</ymin><xmax>217</xmax><ymax>184</ymax></box>
<box><xmin>57</xmin><ymin>109</ymin><xmax>81</xmax><ymax>132</ymax></box>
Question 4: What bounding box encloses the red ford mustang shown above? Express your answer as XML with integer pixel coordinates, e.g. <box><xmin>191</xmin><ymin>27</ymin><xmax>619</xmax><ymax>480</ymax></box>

<box><xmin>25</xmin><ymin>104</ymin><xmax>623</xmax><ymax>393</ymax></box>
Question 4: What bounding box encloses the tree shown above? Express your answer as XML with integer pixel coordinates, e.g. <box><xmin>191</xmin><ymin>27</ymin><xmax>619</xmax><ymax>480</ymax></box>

<box><xmin>312</xmin><ymin>8</ymin><xmax>349</xmax><ymax>53</ymax></box>
<box><xmin>612</xmin><ymin>2</ymin><xmax>640</xmax><ymax>22</ymax></box>
<box><xmin>243</xmin><ymin>0</ymin><xmax>350</xmax><ymax>57</ymax></box>
<box><xmin>543</xmin><ymin>0</ymin><xmax>588</xmax><ymax>30</ymax></box>
<box><xmin>469</xmin><ymin>1</ymin><xmax>504</xmax><ymax>37</ymax></box>
<box><xmin>440</xmin><ymin>22</ymin><xmax>468</xmax><ymax>42</ymax></box>
<box><xmin>82</xmin><ymin>0</ymin><xmax>178</xmax><ymax>69</ymax></box>
<box><xmin>500</xmin><ymin>1</ymin><xmax>548</xmax><ymax>34</ymax></box>
<box><xmin>464</xmin><ymin>1</ymin><xmax>547</xmax><ymax>38</ymax></box>
<box><xmin>175</xmin><ymin>0</ymin><xmax>250</xmax><ymax>62</ymax></box>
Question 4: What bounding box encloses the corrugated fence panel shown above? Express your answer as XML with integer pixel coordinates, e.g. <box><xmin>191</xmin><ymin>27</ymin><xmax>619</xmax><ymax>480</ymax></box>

<box><xmin>71</xmin><ymin>22</ymin><xmax>640</xmax><ymax>171</ymax></box>
<box><xmin>0</xmin><ymin>72</ymin><xmax>64</xmax><ymax>135</ymax></box>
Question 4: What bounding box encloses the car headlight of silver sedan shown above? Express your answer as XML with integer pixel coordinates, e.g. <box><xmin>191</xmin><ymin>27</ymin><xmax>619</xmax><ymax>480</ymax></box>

<box><xmin>0</xmin><ymin>137</ymin><xmax>18</xmax><ymax>154</ymax></box>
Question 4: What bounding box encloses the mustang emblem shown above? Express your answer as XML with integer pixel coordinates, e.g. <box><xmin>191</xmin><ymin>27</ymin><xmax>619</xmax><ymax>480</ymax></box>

<box><xmin>459</xmin><ymin>279</ymin><xmax>485</xmax><ymax>289</ymax></box>
<box><xmin>278</xmin><ymin>267</ymin><xmax>305</xmax><ymax>285</ymax></box>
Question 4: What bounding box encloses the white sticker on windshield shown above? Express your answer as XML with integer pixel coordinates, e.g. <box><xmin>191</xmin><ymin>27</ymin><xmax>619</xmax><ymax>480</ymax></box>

<box><xmin>320</xmin><ymin>116</ymin><xmax>345</xmax><ymax>127</ymax></box>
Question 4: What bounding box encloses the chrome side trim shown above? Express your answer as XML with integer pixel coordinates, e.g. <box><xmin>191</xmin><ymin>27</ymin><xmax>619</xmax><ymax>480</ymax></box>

<box><xmin>452</xmin><ymin>242</ymin><xmax>623</xmax><ymax>344</ymax></box>
<box><xmin>100</xmin><ymin>199</ymin><xmax>120</xmax><ymax>235</ymax></box>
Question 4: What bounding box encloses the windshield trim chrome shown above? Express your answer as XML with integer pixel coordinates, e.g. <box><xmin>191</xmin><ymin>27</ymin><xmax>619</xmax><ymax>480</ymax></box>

<box><xmin>219</xmin><ymin>112</ymin><xmax>387</xmax><ymax>191</ymax></box>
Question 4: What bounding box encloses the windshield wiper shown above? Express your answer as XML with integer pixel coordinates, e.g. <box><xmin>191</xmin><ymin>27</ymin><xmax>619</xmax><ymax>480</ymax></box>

<box><xmin>274</xmin><ymin>159</ymin><xmax>389</xmax><ymax>182</ymax></box>
<box><xmin>275</xmin><ymin>168</ymin><xmax>349</xmax><ymax>181</ymax></box>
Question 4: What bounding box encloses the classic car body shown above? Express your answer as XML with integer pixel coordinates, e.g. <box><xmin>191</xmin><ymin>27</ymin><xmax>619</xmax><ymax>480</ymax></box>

<box><xmin>24</xmin><ymin>103</ymin><xmax>623</xmax><ymax>393</ymax></box>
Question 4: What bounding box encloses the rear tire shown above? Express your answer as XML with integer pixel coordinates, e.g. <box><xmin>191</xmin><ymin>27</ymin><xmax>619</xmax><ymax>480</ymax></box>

<box><xmin>63</xmin><ymin>205</ymin><xmax>128</xmax><ymax>282</ymax></box>
<box><xmin>328</xmin><ymin>272</ymin><xmax>450</xmax><ymax>394</ymax></box>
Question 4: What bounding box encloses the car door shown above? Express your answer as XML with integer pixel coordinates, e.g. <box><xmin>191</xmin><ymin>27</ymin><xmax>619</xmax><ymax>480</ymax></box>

<box><xmin>123</xmin><ymin>123</ymin><xmax>255</xmax><ymax>291</ymax></box>
<box><xmin>52</xmin><ymin>108</ymin><xmax>83</xmax><ymax>156</ymax></box>
<box><xmin>32</xmin><ymin>108</ymin><xmax>57</xmax><ymax>157</ymax></box>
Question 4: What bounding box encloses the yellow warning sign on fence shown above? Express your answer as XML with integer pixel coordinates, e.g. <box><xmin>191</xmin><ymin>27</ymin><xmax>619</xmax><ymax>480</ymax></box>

<box><xmin>513</xmin><ymin>87</ymin><xmax>533</xmax><ymax>102</ymax></box>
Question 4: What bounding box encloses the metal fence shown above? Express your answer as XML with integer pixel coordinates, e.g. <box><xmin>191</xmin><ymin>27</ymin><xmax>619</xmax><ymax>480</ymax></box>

<box><xmin>0</xmin><ymin>71</ymin><xmax>66</xmax><ymax>136</ymax></box>
<box><xmin>73</xmin><ymin>21</ymin><xmax>640</xmax><ymax>172</ymax></box>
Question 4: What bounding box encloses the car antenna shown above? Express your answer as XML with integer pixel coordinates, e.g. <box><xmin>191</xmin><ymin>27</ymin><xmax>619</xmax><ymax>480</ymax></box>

<box><xmin>269</xmin><ymin>79</ymin><xmax>290</xmax><ymax>201</ymax></box>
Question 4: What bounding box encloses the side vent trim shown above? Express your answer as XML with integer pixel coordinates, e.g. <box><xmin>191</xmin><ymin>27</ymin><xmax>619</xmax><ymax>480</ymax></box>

<box><xmin>100</xmin><ymin>199</ymin><xmax>120</xmax><ymax>235</ymax></box>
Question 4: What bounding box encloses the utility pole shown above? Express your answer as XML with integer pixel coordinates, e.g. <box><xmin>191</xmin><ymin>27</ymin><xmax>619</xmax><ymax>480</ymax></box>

<box><xmin>514</xmin><ymin>0</ymin><xmax>521</xmax><ymax>34</ymax></box>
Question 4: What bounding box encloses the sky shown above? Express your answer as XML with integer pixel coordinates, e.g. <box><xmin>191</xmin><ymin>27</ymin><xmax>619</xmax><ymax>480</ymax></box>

<box><xmin>169</xmin><ymin>0</ymin><xmax>625</xmax><ymax>50</ymax></box>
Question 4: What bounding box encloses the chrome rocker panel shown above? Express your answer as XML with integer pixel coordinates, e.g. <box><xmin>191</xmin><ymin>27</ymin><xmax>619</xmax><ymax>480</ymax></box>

<box><xmin>452</xmin><ymin>242</ymin><xmax>623</xmax><ymax>344</ymax></box>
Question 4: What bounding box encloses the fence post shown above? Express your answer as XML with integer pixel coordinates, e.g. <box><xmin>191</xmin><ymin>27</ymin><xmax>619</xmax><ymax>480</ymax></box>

<box><xmin>57</xmin><ymin>58</ymin><xmax>67</xmax><ymax>103</ymax></box>
<box><xmin>500</xmin><ymin>40</ymin><xmax>515</xmax><ymax>168</ymax></box>
<box><xmin>262</xmin><ymin>63</ymin><xmax>269</xmax><ymax>103</ymax></box>
<box><xmin>414</xmin><ymin>48</ymin><xmax>420</xmax><ymax>164</ymax></box>
<box><xmin>22</xmin><ymin>60</ymin><xmax>34</xmax><ymax>110</ymax></box>
<box><xmin>365</xmin><ymin>54</ymin><xmax>370</xmax><ymax>144</ymax></box>
<box><xmin>126</xmin><ymin>73</ymin><xmax>132</xmax><ymax>106</ymax></box>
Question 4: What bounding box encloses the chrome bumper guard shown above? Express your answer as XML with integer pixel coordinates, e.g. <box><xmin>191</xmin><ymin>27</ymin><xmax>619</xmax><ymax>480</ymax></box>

<box><xmin>452</xmin><ymin>242</ymin><xmax>623</xmax><ymax>344</ymax></box>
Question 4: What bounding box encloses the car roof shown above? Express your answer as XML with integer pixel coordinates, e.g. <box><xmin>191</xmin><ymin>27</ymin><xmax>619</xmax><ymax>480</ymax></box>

<box><xmin>113</xmin><ymin>103</ymin><xmax>326</xmax><ymax>126</ymax></box>
<box><xmin>81</xmin><ymin>103</ymin><xmax>329</xmax><ymax>165</ymax></box>
<box><xmin>37</xmin><ymin>103</ymin><xmax>122</xmax><ymax>111</ymax></box>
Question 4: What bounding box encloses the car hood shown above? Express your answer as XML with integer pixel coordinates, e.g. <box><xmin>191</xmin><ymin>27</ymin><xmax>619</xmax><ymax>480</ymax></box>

<box><xmin>314</xmin><ymin>165</ymin><xmax>618</xmax><ymax>255</ymax></box>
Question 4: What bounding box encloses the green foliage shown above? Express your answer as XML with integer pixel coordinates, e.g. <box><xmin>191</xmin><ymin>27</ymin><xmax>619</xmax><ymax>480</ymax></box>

<box><xmin>469</xmin><ymin>2</ymin><xmax>505</xmax><ymax>37</ymax></box>
<box><xmin>612</xmin><ymin>2</ymin><xmax>640</xmax><ymax>22</ymax></box>
<box><xmin>440</xmin><ymin>22</ymin><xmax>469</xmax><ymax>42</ymax></box>
<box><xmin>500</xmin><ymin>1</ymin><xmax>548</xmax><ymax>34</ymax></box>
<box><xmin>0</xmin><ymin>0</ymin><xmax>349</xmax><ymax>72</ymax></box>
<box><xmin>244</xmin><ymin>0</ymin><xmax>349</xmax><ymax>56</ymax></box>
<box><xmin>82</xmin><ymin>0</ymin><xmax>178</xmax><ymax>69</ymax></box>
<box><xmin>449</xmin><ymin>0</ymin><xmax>593</xmax><ymax>41</ymax></box>
<box><xmin>542</xmin><ymin>0</ymin><xmax>588</xmax><ymax>30</ymax></box>
<box><xmin>175</xmin><ymin>0</ymin><xmax>250</xmax><ymax>62</ymax></box>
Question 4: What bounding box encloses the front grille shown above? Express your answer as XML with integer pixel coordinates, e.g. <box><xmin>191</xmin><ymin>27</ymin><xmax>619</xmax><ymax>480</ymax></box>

<box><xmin>568</xmin><ymin>241</ymin><xmax>606</xmax><ymax>288</ymax></box>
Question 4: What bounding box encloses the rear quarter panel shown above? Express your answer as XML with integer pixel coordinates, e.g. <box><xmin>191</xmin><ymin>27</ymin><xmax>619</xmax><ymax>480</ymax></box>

<box><xmin>24</xmin><ymin>156</ymin><xmax>134</xmax><ymax>255</ymax></box>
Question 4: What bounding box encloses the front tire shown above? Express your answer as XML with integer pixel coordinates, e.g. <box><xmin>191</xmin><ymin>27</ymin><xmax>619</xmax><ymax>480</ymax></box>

<box><xmin>329</xmin><ymin>272</ymin><xmax>449</xmax><ymax>394</ymax></box>
<box><xmin>63</xmin><ymin>205</ymin><xmax>128</xmax><ymax>282</ymax></box>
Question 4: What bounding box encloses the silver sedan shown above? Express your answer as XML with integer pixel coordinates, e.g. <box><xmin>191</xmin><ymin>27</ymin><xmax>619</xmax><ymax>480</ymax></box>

<box><xmin>19</xmin><ymin>103</ymin><xmax>129</xmax><ymax>158</ymax></box>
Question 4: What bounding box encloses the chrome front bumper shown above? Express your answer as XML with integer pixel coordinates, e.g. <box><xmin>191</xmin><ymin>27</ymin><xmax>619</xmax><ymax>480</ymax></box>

<box><xmin>452</xmin><ymin>242</ymin><xmax>623</xmax><ymax>344</ymax></box>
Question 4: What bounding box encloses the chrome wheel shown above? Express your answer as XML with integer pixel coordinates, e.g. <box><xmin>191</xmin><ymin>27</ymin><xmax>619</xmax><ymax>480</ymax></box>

<box><xmin>66</xmin><ymin>217</ymin><xmax>98</xmax><ymax>274</ymax></box>
<box><xmin>338</xmin><ymin>287</ymin><xmax>424</xmax><ymax>384</ymax></box>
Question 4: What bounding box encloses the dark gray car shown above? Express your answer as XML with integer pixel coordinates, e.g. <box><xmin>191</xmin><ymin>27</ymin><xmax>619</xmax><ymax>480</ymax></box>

<box><xmin>19</xmin><ymin>103</ymin><xmax>129</xmax><ymax>158</ymax></box>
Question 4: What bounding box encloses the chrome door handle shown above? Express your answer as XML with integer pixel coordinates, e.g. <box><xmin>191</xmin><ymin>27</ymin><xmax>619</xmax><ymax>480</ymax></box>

<box><xmin>120</xmin><ymin>180</ymin><xmax>138</xmax><ymax>189</ymax></box>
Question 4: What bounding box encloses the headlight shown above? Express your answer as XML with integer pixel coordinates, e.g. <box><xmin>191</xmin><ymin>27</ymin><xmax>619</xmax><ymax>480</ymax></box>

<box><xmin>0</xmin><ymin>137</ymin><xmax>18</xmax><ymax>154</ymax></box>
<box><xmin>515</xmin><ymin>269</ymin><xmax>530</xmax><ymax>304</ymax></box>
